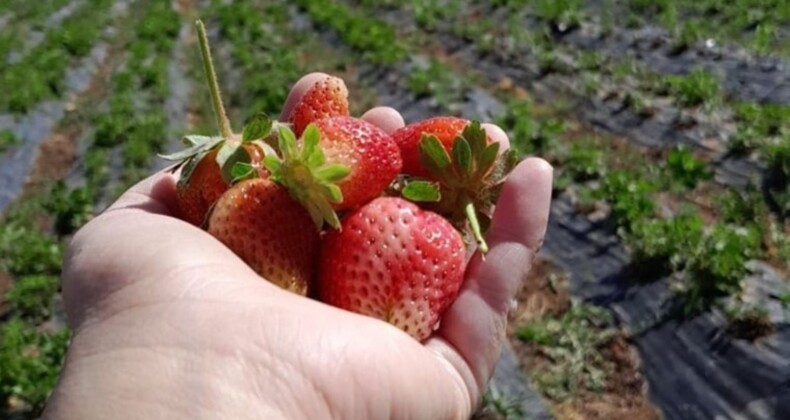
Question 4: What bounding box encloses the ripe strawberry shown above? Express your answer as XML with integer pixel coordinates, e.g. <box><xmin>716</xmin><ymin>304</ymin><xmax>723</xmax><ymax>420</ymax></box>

<box><xmin>207</xmin><ymin>177</ymin><xmax>319</xmax><ymax>295</ymax></box>
<box><xmin>398</xmin><ymin>121</ymin><xmax>518</xmax><ymax>254</ymax></box>
<box><xmin>313</xmin><ymin>116</ymin><xmax>401</xmax><ymax>210</ymax></box>
<box><xmin>391</xmin><ymin>116</ymin><xmax>477</xmax><ymax>179</ymax></box>
<box><xmin>206</xmin><ymin>123</ymin><xmax>351</xmax><ymax>295</ymax></box>
<box><xmin>161</xmin><ymin>21</ymin><xmax>273</xmax><ymax>227</ymax></box>
<box><xmin>319</xmin><ymin>197</ymin><xmax>467</xmax><ymax>341</ymax></box>
<box><xmin>174</xmin><ymin>144</ymin><xmax>263</xmax><ymax>226</ymax></box>
<box><xmin>288</xmin><ymin>76</ymin><xmax>349</xmax><ymax>137</ymax></box>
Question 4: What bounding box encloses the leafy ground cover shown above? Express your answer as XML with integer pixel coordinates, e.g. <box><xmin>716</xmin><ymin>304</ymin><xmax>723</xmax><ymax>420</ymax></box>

<box><xmin>0</xmin><ymin>0</ymin><xmax>787</xmax><ymax>419</ymax></box>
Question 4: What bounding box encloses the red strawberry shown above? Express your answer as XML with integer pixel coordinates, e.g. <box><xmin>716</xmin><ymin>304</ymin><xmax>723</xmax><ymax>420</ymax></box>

<box><xmin>313</xmin><ymin>116</ymin><xmax>401</xmax><ymax>210</ymax></box>
<box><xmin>201</xmin><ymin>122</ymin><xmax>351</xmax><ymax>295</ymax></box>
<box><xmin>398</xmin><ymin>121</ymin><xmax>518</xmax><ymax>254</ymax></box>
<box><xmin>174</xmin><ymin>144</ymin><xmax>264</xmax><ymax>226</ymax></box>
<box><xmin>289</xmin><ymin>76</ymin><xmax>349</xmax><ymax>137</ymax></box>
<box><xmin>319</xmin><ymin>197</ymin><xmax>467</xmax><ymax>341</ymax></box>
<box><xmin>391</xmin><ymin>116</ymin><xmax>476</xmax><ymax>179</ymax></box>
<box><xmin>208</xmin><ymin>178</ymin><xmax>319</xmax><ymax>295</ymax></box>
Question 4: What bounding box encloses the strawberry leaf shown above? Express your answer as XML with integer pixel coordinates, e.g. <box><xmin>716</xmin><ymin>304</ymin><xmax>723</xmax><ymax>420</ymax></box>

<box><xmin>402</xmin><ymin>180</ymin><xmax>441</xmax><ymax>202</ymax></box>
<box><xmin>478</xmin><ymin>142</ymin><xmax>500</xmax><ymax>179</ymax></box>
<box><xmin>217</xmin><ymin>143</ymin><xmax>251</xmax><ymax>183</ymax></box>
<box><xmin>463</xmin><ymin>121</ymin><xmax>487</xmax><ymax>158</ymax></box>
<box><xmin>277</xmin><ymin>125</ymin><xmax>299</xmax><ymax>161</ymax></box>
<box><xmin>242</xmin><ymin>113</ymin><xmax>273</xmax><ymax>142</ymax></box>
<box><xmin>230</xmin><ymin>162</ymin><xmax>256</xmax><ymax>182</ymax></box>
<box><xmin>452</xmin><ymin>137</ymin><xmax>472</xmax><ymax>178</ymax></box>
<box><xmin>265</xmin><ymin>124</ymin><xmax>349</xmax><ymax>230</ymax></box>
<box><xmin>419</xmin><ymin>134</ymin><xmax>452</xmax><ymax>171</ymax></box>
<box><xmin>316</xmin><ymin>164</ymin><xmax>351</xmax><ymax>183</ymax></box>
<box><xmin>183</xmin><ymin>134</ymin><xmax>216</xmax><ymax>146</ymax></box>
<box><xmin>264</xmin><ymin>155</ymin><xmax>282</xmax><ymax>175</ymax></box>
<box><xmin>158</xmin><ymin>136</ymin><xmax>222</xmax><ymax>161</ymax></box>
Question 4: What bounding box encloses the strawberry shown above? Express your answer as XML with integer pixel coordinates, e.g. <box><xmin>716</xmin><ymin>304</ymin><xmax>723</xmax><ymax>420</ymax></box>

<box><xmin>172</xmin><ymin>144</ymin><xmax>263</xmax><ymax>226</ymax></box>
<box><xmin>160</xmin><ymin>21</ymin><xmax>274</xmax><ymax>227</ymax></box>
<box><xmin>318</xmin><ymin>197</ymin><xmax>467</xmax><ymax>341</ymax></box>
<box><xmin>391</xmin><ymin>116</ymin><xmax>477</xmax><ymax>179</ymax></box>
<box><xmin>207</xmin><ymin>177</ymin><xmax>319</xmax><ymax>295</ymax></box>
<box><xmin>313</xmin><ymin>116</ymin><xmax>401</xmax><ymax>210</ymax></box>
<box><xmin>398</xmin><ymin>121</ymin><xmax>518</xmax><ymax>254</ymax></box>
<box><xmin>288</xmin><ymin>75</ymin><xmax>349</xmax><ymax>137</ymax></box>
<box><xmin>205</xmin><ymin>123</ymin><xmax>351</xmax><ymax>296</ymax></box>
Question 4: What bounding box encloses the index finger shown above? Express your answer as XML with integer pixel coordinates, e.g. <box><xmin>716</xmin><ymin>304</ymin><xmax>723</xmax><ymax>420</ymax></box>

<box><xmin>426</xmin><ymin>156</ymin><xmax>554</xmax><ymax>406</ymax></box>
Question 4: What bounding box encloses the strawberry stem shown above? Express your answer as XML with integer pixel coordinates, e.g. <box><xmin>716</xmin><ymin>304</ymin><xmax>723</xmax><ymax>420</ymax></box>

<box><xmin>195</xmin><ymin>19</ymin><xmax>233</xmax><ymax>141</ymax></box>
<box><xmin>464</xmin><ymin>198</ymin><xmax>489</xmax><ymax>255</ymax></box>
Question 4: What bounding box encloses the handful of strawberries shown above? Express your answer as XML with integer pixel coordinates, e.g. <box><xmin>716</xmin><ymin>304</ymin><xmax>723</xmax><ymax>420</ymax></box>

<box><xmin>161</xmin><ymin>21</ymin><xmax>518</xmax><ymax>342</ymax></box>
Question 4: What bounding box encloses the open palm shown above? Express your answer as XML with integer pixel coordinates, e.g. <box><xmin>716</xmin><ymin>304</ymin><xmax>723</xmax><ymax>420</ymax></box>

<box><xmin>43</xmin><ymin>74</ymin><xmax>553</xmax><ymax>419</ymax></box>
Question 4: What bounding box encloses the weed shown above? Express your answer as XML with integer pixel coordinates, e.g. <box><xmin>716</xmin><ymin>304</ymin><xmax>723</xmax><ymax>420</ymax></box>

<box><xmin>517</xmin><ymin>303</ymin><xmax>616</xmax><ymax>401</ymax></box>
<box><xmin>477</xmin><ymin>385</ymin><xmax>524</xmax><ymax>419</ymax></box>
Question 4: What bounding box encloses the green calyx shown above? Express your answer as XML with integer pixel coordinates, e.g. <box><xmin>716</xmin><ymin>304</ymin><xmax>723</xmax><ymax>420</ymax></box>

<box><xmin>263</xmin><ymin>123</ymin><xmax>350</xmax><ymax>230</ymax></box>
<box><xmin>415</xmin><ymin>121</ymin><xmax>519</xmax><ymax>254</ymax></box>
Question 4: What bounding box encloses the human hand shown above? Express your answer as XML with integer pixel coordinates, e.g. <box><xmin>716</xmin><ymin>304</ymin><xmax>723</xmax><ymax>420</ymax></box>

<box><xmin>43</xmin><ymin>74</ymin><xmax>553</xmax><ymax>420</ymax></box>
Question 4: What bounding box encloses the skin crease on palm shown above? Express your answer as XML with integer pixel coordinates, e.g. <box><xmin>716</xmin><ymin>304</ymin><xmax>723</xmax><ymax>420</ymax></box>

<box><xmin>42</xmin><ymin>73</ymin><xmax>553</xmax><ymax>420</ymax></box>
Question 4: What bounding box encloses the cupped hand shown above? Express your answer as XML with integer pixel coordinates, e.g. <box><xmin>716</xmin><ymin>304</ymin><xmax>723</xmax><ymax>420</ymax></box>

<box><xmin>43</xmin><ymin>73</ymin><xmax>553</xmax><ymax>420</ymax></box>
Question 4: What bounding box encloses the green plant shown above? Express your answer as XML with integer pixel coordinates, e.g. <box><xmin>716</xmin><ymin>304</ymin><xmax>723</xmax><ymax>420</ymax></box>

<box><xmin>477</xmin><ymin>385</ymin><xmax>524</xmax><ymax>419</ymax></box>
<box><xmin>594</xmin><ymin>170</ymin><xmax>657</xmax><ymax>230</ymax></box>
<box><xmin>45</xmin><ymin>183</ymin><xmax>94</xmax><ymax>235</ymax></box>
<box><xmin>4</xmin><ymin>275</ymin><xmax>59</xmax><ymax>321</ymax></box>
<box><xmin>0</xmin><ymin>129</ymin><xmax>19</xmax><ymax>152</ymax></box>
<box><xmin>752</xmin><ymin>23</ymin><xmax>776</xmax><ymax>55</ymax></box>
<box><xmin>663</xmin><ymin>145</ymin><xmax>712</xmax><ymax>190</ymax></box>
<box><xmin>731</xmin><ymin>102</ymin><xmax>790</xmax><ymax>152</ymax></box>
<box><xmin>0</xmin><ymin>222</ymin><xmax>62</xmax><ymax>277</ymax></box>
<box><xmin>0</xmin><ymin>321</ymin><xmax>70</xmax><ymax>414</ymax></box>
<box><xmin>561</xmin><ymin>141</ymin><xmax>604</xmax><ymax>182</ymax></box>
<box><xmin>517</xmin><ymin>303</ymin><xmax>616</xmax><ymax>401</ymax></box>
<box><xmin>536</xmin><ymin>0</ymin><xmax>583</xmax><ymax>28</ymax></box>
<box><xmin>685</xmin><ymin>223</ymin><xmax>762</xmax><ymax>311</ymax></box>
<box><xmin>406</xmin><ymin>59</ymin><xmax>464</xmax><ymax>108</ymax></box>
<box><xmin>626</xmin><ymin>212</ymin><xmax>704</xmax><ymax>272</ymax></box>
<box><xmin>496</xmin><ymin>98</ymin><xmax>565</xmax><ymax>159</ymax></box>
<box><xmin>666</xmin><ymin>68</ymin><xmax>721</xmax><ymax>108</ymax></box>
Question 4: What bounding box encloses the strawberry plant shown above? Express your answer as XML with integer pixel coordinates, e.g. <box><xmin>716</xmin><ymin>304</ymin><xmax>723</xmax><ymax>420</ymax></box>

<box><xmin>665</xmin><ymin>68</ymin><xmax>721</xmax><ymax>109</ymax></box>
<box><xmin>294</xmin><ymin>0</ymin><xmax>407</xmax><ymax>65</ymax></box>
<box><xmin>0</xmin><ymin>321</ymin><xmax>70</xmax><ymax>414</ymax></box>
<box><xmin>663</xmin><ymin>145</ymin><xmax>712</xmax><ymax>191</ymax></box>
<box><xmin>4</xmin><ymin>275</ymin><xmax>59</xmax><ymax>322</ymax></box>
